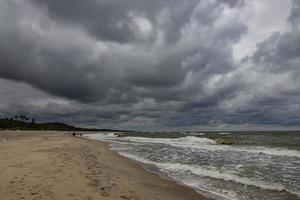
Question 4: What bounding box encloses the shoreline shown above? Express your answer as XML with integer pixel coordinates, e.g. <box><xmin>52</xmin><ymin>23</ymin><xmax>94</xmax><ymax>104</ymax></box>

<box><xmin>0</xmin><ymin>131</ymin><xmax>213</xmax><ymax>200</ymax></box>
<box><xmin>91</xmin><ymin>137</ymin><xmax>223</xmax><ymax>200</ymax></box>
<box><xmin>84</xmin><ymin>137</ymin><xmax>215</xmax><ymax>200</ymax></box>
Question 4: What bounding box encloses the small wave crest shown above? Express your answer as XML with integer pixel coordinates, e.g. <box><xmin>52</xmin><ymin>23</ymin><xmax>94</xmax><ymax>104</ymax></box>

<box><xmin>237</xmin><ymin>146</ymin><xmax>300</xmax><ymax>158</ymax></box>
<box><xmin>123</xmin><ymin>136</ymin><xmax>216</xmax><ymax>147</ymax></box>
<box><xmin>160</xmin><ymin>163</ymin><xmax>300</xmax><ymax>198</ymax></box>
<box><xmin>159</xmin><ymin>163</ymin><xmax>285</xmax><ymax>191</ymax></box>
<box><xmin>217</xmin><ymin>132</ymin><xmax>231</xmax><ymax>135</ymax></box>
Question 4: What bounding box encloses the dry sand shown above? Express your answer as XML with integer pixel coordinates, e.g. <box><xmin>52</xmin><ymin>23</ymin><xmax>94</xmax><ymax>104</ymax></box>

<box><xmin>0</xmin><ymin>131</ymin><xmax>213</xmax><ymax>200</ymax></box>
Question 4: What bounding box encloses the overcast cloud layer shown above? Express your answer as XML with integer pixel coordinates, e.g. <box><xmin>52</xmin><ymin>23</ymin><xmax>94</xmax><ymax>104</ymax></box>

<box><xmin>0</xmin><ymin>0</ymin><xmax>299</xmax><ymax>130</ymax></box>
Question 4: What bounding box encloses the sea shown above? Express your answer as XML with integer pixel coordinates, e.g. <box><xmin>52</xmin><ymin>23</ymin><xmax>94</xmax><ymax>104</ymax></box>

<box><xmin>85</xmin><ymin>131</ymin><xmax>300</xmax><ymax>200</ymax></box>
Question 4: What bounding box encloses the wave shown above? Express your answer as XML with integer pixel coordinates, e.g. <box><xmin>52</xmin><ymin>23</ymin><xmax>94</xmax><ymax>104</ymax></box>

<box><xmin>115</xmin><ymin>152</ymin><xmax>300</xmax><ymax>199</ymax></box>
<box><xmin>160</xmin><ymin>163</ymin><xmax>300</xmax><ymax>197</ymax></box>
<box><xmin>183</xmin><ymin>132</ymin><xmax>206</xmax><ymax>136</ymax></box>
<box><xmin>124</xmin><ymin>135</ymin><xmax>215</xmax><ymax>144</ymax></box>
<box><xmin>84</xmin><ymin>132</ymin><xmax>117</xmax><ymax>140</ymax></box>
<box><xmin>86</xmin><ymin>134</ymin><xmax>300</xmax><ymax>158</ymax></box>
<box><xmin>236</xmin><ymin>146</ymin><xmax>300</xmax><ymax>158</ymax></box>
<box><xmin>160</xmin><ymin>163</ymin><xmax>283</xmax><ymax>191</ymax></box>
<box><xmin>142</xmin><ymin>137</ymin><xmax>300</xmax><ymax>159</ymax></box>
<box><xmin>217</xmin><ymin>132</ymin><xmax>231</xmax><ymax>135</ymax></box>
<box><xmin>115</xmin><ymin>152</ymin><xmax>235</xmax><ymax>200</ymax></box>
<box><xmin>113</xmin><ymin>135</ymin><xmax>300</xmax><ymax>158</ymax></box>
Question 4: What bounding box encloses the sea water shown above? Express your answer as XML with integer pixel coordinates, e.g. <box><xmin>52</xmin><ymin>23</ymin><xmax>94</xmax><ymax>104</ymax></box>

<box><xmin>85</xmin><ymin>132</ymin><xmax>300</xmax><ymax>200</ymax></box>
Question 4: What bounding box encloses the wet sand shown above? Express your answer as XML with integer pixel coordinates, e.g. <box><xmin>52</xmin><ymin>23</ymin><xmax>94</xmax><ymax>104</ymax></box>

<box><xmin>0</xmin><ymin>131</ymin><xmax>213</xmax><ymax>200</ymax></box>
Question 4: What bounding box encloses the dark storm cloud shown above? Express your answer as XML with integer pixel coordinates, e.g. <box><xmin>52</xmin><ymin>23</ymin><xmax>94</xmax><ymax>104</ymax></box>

<box><xmin>30</xmin><ymin>0</ymin><xmax>243</xmax><ymax>44</ymax></box>
<box><xmin>0</xmin><ymin>0</ymin><xmax>245</xmax><ymax>101</ymax></box>
<box><xmin>30</xmin><ymin>0</ymin><xmax>200</xmax><ymax>44</ymax></box>
<box><xmin>251</xmin><ymin>31</ymin><xmax>300</xmax><ymax>73</ymax></box>
<box><xmin>289</xmin><ymin>0</ymin><xmax>300</xmax><ymax>28</ymax></box>
<box><xmin>0</xmin><ymin>0</ymin><xmax>299</xmax><ymax>130</ymax></box>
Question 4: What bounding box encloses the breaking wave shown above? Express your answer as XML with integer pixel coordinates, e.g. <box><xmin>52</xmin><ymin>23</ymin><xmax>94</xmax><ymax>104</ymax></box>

<box><xmin>116</xmin><ymin>152</ymin><xmax>300</xmax><ymax>199</ymax></box>
<box><xmin>117</xmin><ymin>135</ymin><xmax>300</xmax><ymax>158</ymax></box>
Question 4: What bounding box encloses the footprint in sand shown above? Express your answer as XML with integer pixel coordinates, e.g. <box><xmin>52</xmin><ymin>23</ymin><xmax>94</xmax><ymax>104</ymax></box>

<box><xmin>120</xmin><ymin>190</ymin><xmax>140</xmax><ymax>200</ymax></box>
<box><xmin>120</xmin><ymin>195</ymin><xmax>131</xmax><ymax>200</ymax></box>
<box><xmin>100</xmin><ymin>186</ymin><xmax>111</xmax><ymax>197</ymax></box>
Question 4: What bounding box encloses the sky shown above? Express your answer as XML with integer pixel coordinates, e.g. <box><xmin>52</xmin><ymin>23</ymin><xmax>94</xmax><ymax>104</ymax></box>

<box><xmin>0</xmin><ymin>0</ymin><xmax>300</xmax><ymax>131</ymax></box>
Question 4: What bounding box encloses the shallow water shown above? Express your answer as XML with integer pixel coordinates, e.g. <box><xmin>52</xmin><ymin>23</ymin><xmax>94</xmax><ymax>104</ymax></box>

<box><xmin>86</xmin><ymin>132</ymin><xmax>300</xmax><ymax>200</ymax></box>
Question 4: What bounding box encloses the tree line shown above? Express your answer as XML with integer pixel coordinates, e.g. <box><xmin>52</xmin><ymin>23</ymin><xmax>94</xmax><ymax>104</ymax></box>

<box><xmin>0</xmin><ymin>116</ymin><xmax>121</xmax><ymax>132</ymax></box>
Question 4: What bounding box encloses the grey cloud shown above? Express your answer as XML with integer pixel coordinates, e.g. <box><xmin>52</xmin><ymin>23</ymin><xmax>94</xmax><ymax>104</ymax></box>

<box><xmin>288</xmin><ymin>0</ymin><xmax>300</xmax><ymax>28</ymax></box>
<box><xmin>251</xmin><ymin>31</ymin><xmax>300</xmax><ymax>73</ymax></box>
<box><xmin>30</xmin><ymin>0</ymin><xmax>198</xmax><ymax>44</ymax></box>
<box><xmin>30</xmin><ymin>0</ymin><xmax>244</xmax><ymax>44</ymax></box>
<box><xmin>0</xmin><ymin>0</ymin><xmax>299</xmax><ymax>130</ymax></box>
<box><xmin>0</xmin><ymin>0</ymin><xmax>245</xmax><ymax>102</ymax></box>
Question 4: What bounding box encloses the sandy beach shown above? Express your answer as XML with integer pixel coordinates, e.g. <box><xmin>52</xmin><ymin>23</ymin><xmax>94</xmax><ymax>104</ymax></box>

<box><xmin>0</xmin><ymin>131</ymin><xmax>212</xmax><ymax>200</ymax></box>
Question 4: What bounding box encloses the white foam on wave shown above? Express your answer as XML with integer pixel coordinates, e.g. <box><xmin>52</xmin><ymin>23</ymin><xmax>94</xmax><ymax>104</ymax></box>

<box><xmin>237</xmin><ymin>146</ymin><xmax>300</xmax><ymax>158</ymax></box>
<box><xmin>84</xmin><ymin>132</ymin><xmax>118</xmax><ymax>140</ymax></box>
<box><xmin>217</xmin><ymin>132</ymin><xmax>231</xmax><ymax>135</ymax></box>
<box><xmin>121</xmin><ymin>135</ymin><xmax>300</xmax><ymax>158</ymax></box>
<box><xmin>159</xmin><ymin>163</ymin><xmax>284</xmax><ymax>191</ymax></box>
<box><xmin>184</xmin><ymin>132</ymin><xmax>206</xmax><ymax>136</ymax></box>
<box><xmin>124</xmin><ymin>135</ymin><xmax>216</xmax><ymax>146</ymax></box>
<box><xmin>112</xmin><ymin>152</ymin><xmax>300</xmax><ymax>199</ymax></box>
<box><xmin>160</xmin><ymin>163</ymin><xmax>300</xmax><ymax>198</ymax></box>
